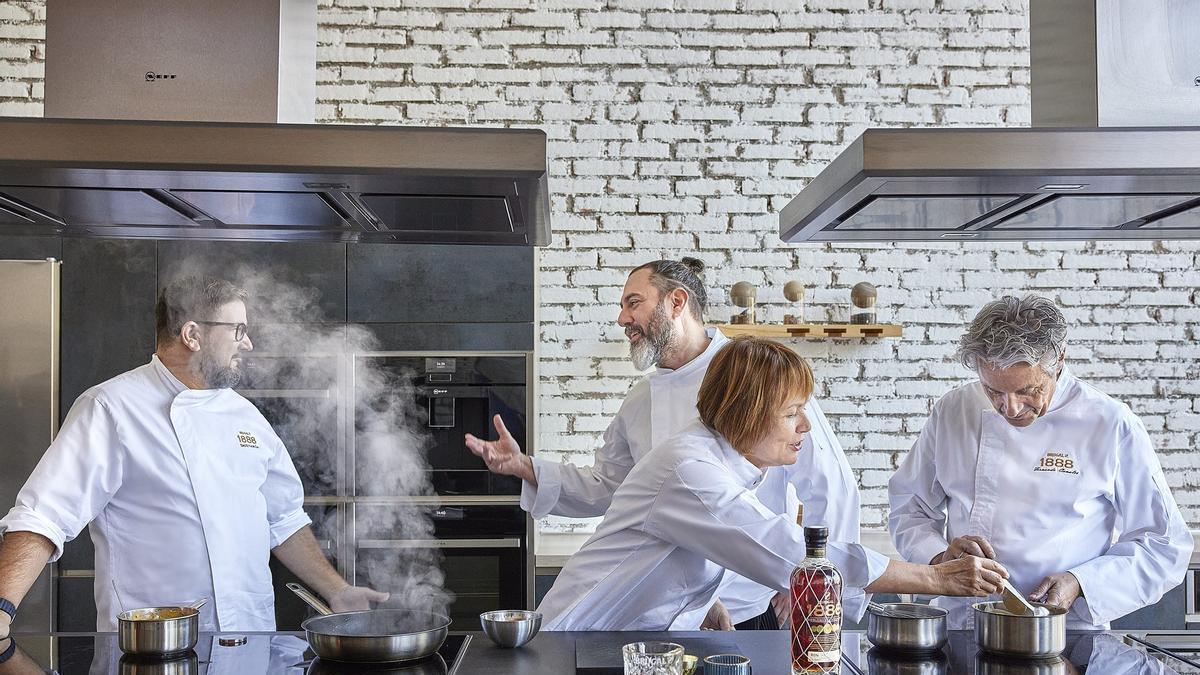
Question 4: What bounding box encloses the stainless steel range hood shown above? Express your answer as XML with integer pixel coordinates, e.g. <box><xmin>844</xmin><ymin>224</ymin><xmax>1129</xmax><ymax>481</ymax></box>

<box><xmin>781</xmin><ymin>0</ymin><xmax>1200</xmax><ymax>243</ymax></box>
<box><xmin>0</xmin><ymin>117</ymin><xmax>551</xmax><ymax>245</ymax></box>
<box><xmin>7</xmin><ymin>0</ymin><xmax>551</xmax><ymax>246</ymax></box>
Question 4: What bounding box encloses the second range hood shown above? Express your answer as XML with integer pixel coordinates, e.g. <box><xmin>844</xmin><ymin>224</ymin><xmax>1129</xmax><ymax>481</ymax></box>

<box><xmin>781</xmin><ymin>0</ymin><xmax>1200</xmax><ymax>243</ymax></box>
<box><xmin>780</xmin><ymin>126</ymin><xmax>1200</xmax><ymax>243</ymax></box>
<box><xmin>0</xmin><ymin>117</ymin><xmax>550</xmax><ymax>245</ymax></box>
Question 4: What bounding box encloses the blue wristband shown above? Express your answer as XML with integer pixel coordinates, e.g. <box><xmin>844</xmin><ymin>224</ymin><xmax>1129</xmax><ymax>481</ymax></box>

<box><xmin>0</xmin><ymin>637</ymin><xmax>15</xmax><ymax>665</ymax></box>
<box><xmin>0</xmin><ymin>598</ymin><xmax>14</xmax><ymax>621</ymax></box>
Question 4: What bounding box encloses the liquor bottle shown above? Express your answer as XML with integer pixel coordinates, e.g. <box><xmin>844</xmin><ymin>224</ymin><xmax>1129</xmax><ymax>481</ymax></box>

<box><xmin>790</xmin><ymin>525</ymin><xmax>843</xmax><ymax>674</ymax></box>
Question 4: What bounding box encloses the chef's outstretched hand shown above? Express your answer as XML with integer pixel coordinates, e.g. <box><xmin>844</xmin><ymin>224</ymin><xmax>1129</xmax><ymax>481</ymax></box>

<box><xmin>936</xmin><ymin>535</ymin><xmax>996</xmax><ymax>564</ymax></box>
<box><xmin>329</xmin><ymin>585</ymin><xmax>390</xmax><ymax>613</ymax></box>
<box><xmin>934</xmin><ymin>555</ymin><xmax>1008</xmax><ymax>597</ymax></box>
<box><xmin>701</xmin><ymin>600</ymin><xmax>733</xmax><ymax>630</ymax></box>
<box><xmin>1029</xmin><ymin>572</ymin><xmax>1082</xmax><ymax>611</ymax></box>
<box><xmin>464</xmin><ymin>415</ymin><xmax>536</xmax><ymax>485</ymax></box>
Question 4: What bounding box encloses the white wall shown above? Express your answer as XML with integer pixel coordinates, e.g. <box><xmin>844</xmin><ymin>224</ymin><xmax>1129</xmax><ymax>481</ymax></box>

<box><xmin>2</xmin><ymin>0</ymin><xmax>1196</xmax><ymax>532</ymax></box>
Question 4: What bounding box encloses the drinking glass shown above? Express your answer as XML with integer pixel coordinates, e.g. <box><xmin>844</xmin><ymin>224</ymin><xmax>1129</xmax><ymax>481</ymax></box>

<box><xmin>703</xmin><ymin>653</ymin><xmax>752</xmax><ymax>675</ymax></box>
<box><xmin>622</xmin><ymin>641</ymin><xmax>684</xmax><ymax>675</ymax></box>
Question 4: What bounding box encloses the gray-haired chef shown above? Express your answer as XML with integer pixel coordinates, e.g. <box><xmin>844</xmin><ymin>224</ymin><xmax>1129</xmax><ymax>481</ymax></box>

<box><xmin>0</xmin><ymin>277</ymin><xmax>384</xmax><ymax>637</ymax></box>
<box><xmin>888</xmin><ymin>295</ymin><xmax>1192</xmax><ymax>629</ymax></box>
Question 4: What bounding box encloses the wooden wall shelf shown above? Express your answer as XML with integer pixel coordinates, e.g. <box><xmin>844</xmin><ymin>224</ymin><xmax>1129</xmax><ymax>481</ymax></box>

<box><xmin>715</xmin><ymin>323</ymin><xmax>903</xmax><ymax>339</ymax></box>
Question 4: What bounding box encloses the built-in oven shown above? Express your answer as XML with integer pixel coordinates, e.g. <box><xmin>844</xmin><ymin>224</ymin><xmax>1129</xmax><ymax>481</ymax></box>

<box><xmin>243</xmin><ymin>350</ymin><xmax>534</xmax><ymax>631</ymax></box>
<box><xmin>354</xmin><ymin>503</ymin><xmax>528</xmax><ymax>631</ymax></box>
<box><xmin>354</xmin><ymin>354</ymin><xmax>527</xmax><ymax>497</ymax></box>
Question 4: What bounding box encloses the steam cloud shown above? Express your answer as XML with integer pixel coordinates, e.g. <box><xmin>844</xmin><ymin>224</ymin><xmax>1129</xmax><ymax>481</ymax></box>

<box><xmin>161</xmin><ymin>260</ymin><xmax>452</xmax><ymax>620</ymax></box>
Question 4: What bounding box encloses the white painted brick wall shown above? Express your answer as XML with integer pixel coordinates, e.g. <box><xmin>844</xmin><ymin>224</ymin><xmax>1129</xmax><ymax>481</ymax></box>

<box><xmin>2</xmin><ymin>0</ymin><xmax>1197</xmax><ymax>533</ymax></box>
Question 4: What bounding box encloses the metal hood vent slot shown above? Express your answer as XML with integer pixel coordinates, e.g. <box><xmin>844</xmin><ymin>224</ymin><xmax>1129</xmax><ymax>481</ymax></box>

<box><xmin>359</xmin><ymin>195</ymin><xmax>514</xmax><ymax>234</ymax></box>
<box><xmin>0</xmin><ymin>118</ymin><xmax>550</xmax><ymax>245</ymax></box>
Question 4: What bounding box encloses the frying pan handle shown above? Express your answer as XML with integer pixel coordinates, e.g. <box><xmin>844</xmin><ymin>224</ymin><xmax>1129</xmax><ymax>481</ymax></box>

<box><xmin>286</xmin><ymin>583</ymin><xmax>333</xmax><ymax>615</ymax></box>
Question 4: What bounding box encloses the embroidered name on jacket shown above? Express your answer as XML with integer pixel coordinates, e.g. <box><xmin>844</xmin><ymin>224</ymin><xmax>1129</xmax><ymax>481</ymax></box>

<box><xmin>237</xmin><ymin>431</ymin><xmax>260</xmax><ymax>448</ymax></box>
<box><xmin>1034</xmin><ymin>451</ymin><xmax>1079</xmax><ymax>475</ymax></box>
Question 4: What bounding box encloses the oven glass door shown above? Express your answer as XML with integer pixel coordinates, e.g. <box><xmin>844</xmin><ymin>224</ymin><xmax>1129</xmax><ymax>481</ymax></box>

<box><xmin>355</xmin><ymin>385</ymin><xmax>526</xmax><ymax>496</ymax></box>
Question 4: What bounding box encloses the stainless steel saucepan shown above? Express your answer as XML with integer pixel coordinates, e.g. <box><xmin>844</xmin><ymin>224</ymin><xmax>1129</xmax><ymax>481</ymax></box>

<box><xmin>972</xmin><ymin>601</ymin><xmax>1067</xmax><ymax>658</ymax></box>
<box><xmin>117</xmin><ymin>598</ymin><xmax>207</xmax><ymax>657</ymax></box>
<box><xmin>866</xmin><ymin>602</ymin><xmax>948</xmax><ymax>653</ymax></box>
<box><xmin>288</xmin><ymin>583</ymin><xmax>450</xmax><ymax>664</ymax></box>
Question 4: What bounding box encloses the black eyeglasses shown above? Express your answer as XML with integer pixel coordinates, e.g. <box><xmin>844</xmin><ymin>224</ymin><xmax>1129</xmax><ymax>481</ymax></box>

<box><xmin>196</xmin><ymin>321</ymin><xmax>249</xmax><ymax>341</ymax></box>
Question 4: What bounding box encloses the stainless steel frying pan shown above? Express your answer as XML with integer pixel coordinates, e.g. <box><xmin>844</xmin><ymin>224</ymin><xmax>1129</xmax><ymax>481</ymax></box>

<box><xmin>288</xmin><ymin>583</ymin><xmax>450</xmax><ymax>663</ymax></box>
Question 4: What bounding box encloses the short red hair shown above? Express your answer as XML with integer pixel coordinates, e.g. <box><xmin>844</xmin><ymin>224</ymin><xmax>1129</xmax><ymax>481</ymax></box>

<box><xmin>697</xmin><ymin>336</ymin><xmax>814</xmax><ymax>454</ymax></box>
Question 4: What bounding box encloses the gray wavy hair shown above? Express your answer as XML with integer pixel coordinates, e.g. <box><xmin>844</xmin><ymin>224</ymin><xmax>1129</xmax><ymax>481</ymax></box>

<box><xmin>958</xmin><ymin>295</ymin><xmax>1067</xmax><ymax>374</ymax></box>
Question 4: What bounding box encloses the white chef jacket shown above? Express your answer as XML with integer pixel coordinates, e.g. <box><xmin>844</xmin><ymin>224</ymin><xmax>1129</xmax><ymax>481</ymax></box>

<box><xmin>523</xmin><ymin>327</ymin><xmax>865</xmax><ymax>623</ymax></box>
<box><xmin>0</xmin><ymin>355</ymin><xmax>311</xmax><ymax>631</ymax></box>
<box><xmin>888</xmin><ymin>368</ymin><xmax>1192</xmax><ymax>630</ymax></box>
<box><xmin>537</xmin><ymin>422</ymin><xmax>890</xmax><ymax>631</ymax></box>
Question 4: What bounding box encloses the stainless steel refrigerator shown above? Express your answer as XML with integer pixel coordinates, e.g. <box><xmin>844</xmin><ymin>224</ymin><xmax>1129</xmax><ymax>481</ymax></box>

<box><xmin>0</xmin><ymin>259</ymin><xmax>60</xmax><ymax>637</ymax></box>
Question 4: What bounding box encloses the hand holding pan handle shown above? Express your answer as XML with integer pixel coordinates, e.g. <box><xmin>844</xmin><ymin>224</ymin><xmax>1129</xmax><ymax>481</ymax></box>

<box><xmin>287</xmin><ymin>583</ymin><xmax>333</xmax><ymax>616</ymax></box>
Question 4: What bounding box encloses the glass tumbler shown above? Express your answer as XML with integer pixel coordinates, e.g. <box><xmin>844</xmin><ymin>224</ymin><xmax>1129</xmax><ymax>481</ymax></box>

<box><xmin>703</xmin><ymin>653</ymin><xmax>752</xmax><ymax>675</ymax></box>
<box><xmin>622</xmin><ymin>641</ymin><xmax>684</xmax><ymax>675</ymax></box>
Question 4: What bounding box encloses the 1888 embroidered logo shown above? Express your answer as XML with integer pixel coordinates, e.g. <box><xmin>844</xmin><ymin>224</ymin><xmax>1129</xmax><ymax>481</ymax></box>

<box><xmin>1034</xmin><ymin>451</ymin><xmax>1079</xmax><ymax>475</ymax></box>
<box><xmin>237</xmin><ymin>431</ymin><xmax>260</xmax><ymax>448</ymax></box>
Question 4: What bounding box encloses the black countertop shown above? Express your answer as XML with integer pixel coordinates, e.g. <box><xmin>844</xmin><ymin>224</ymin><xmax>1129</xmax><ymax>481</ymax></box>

<box><xmin>0</xmin><ymin>629</ymin><xmax>1189</xmax><ymax>674</ymax></box>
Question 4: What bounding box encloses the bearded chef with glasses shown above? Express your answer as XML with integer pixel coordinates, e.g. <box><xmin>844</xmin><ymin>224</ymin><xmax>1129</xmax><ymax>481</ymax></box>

<box><xmin>0</xmin><ymin>277</ymin><xmax>384</xmax><ymax>644</ymax></box>
<box><xmin>888</xmin><ymin>295</ymin><xmax>1192</xmax><ymax>630</ymax></box>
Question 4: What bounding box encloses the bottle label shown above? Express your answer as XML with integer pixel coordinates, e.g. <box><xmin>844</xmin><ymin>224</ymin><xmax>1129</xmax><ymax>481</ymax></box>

<box><xmin>800</xmin><ymin>600</ymin><xmax>841</xmax><ymax>663</ymax></box>
<box><xmin>791</xmin><ymin>569</ymin><xmax>842</xmax><ymax>674</ymax></box>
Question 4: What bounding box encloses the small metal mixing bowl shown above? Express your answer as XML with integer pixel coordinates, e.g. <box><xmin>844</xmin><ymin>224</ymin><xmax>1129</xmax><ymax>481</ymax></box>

<box><xmin>867</xmin><ymin>602</ymin><xmax>948</xmax><ymax>653</ymax></box>
<box><xmin>479</xmin><ymin>610</ymin><xmax>541</xmax><ymax>648</ymax></box>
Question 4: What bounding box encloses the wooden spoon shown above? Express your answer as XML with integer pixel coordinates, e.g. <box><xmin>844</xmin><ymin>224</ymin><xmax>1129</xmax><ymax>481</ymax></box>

<box><xmin>1000</xmin><ymin>580</ymin><xmax>1044</xmax><ymax>616</ymax></box>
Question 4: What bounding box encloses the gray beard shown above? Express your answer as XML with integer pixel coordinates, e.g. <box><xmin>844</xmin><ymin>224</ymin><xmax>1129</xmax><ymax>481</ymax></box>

<box><xmin>628</xmin><ymin>304</ymin><xmax>675</xmax><ymax>371</ymax></box>
<box><xmin>197</xmin><ymin>351</ymin><xmax>241</xmax><ymax>389</ymax></box>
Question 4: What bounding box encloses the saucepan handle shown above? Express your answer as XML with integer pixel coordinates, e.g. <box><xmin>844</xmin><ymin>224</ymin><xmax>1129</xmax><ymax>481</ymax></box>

<box><xmin>286</xmin><ymin>583</ymin><xmax>333</xmax><ymax>615</ymax></box>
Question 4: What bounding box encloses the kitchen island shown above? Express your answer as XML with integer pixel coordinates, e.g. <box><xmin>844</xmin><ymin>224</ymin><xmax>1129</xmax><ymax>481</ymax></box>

<box><xmin>0</xmin><ymin>629</ymin><xmax>1188</xmax><ymax>674</ymax></box>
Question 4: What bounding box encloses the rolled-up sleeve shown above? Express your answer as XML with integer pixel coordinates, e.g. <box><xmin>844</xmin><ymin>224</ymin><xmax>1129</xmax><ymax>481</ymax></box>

<box><xmin>521</xmin><ymin>414</ymin><xmax>635</xmax><ymax>519</ymax></box>
<box><xmin>888</xmin><ymin>408</ymin><xmax>952</xmax><ymax>567</ymax></box>
<box><xmin>1068</xmin><ymin>417</ymin><xmax>1193</xmax><ymax>626</ymax></box>
<box><xmin>261</xmin><ymin>432</ymin><xmax>311</xmax><ymax>548</ymax></box>
<box><xmin>647</xmin><ymin>457</ymin><xmax>890</xmax><ymax>596</ymax></box>
<box><xmin>0</xmin><ymin>394</ymin><xmax>125</xmax><ymax>561</ymax></box>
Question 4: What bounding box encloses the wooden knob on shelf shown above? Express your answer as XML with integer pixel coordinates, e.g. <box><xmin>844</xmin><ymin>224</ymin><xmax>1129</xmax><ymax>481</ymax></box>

<box><xmin>730</xmin><ymin>281</ymin><xmax>756</xmax><ymax>307</ymax></box>
<box><xmin>851</xmin><ymin>282</ymin><xmax>877</xmax><ymax>308</ymax></box>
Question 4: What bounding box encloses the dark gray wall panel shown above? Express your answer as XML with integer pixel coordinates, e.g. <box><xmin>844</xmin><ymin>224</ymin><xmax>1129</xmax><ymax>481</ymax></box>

<box><xmin>0</xmin><ymin>235</ymin><xmax>62</xmax><ymax>260</ymax></box>
<box><xmin>60</xmin><ymin>238</ymin><xmax>157</xmax><ymax>412</ymax></box>
<box><xmin>56</xmin><ymin>576</ymin><xmax>97</xmax><ymax>632</ymax></box>
<box><xmin>535</xmin><ymin>574</ymin><xmax>555</xmax><ymax>605</ymax></box>
<box><xmin>365</xmin><ymin>323</ymin><xmax>534</xmax><ymax>352</ymax></box>
<box><xmin>157</xmin><ymin>241</ymin><xmax>348</xmax><ymax>323</ymax></box>
<box><xmin>1112</xmin><ymin>583</ymin><xmax>1187</xmax><ymax>630</ymax></box>
<box><xmin>348</xmin><ymin>244</ymin><xmax>533</xmax><ymax>323</ymax></box>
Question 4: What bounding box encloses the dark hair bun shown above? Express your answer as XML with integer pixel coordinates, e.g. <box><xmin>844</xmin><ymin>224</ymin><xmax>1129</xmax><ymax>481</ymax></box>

<box><xmin>680</xmin><ymin>256</ymin><xmax>705</xmax><ymax>276</ymax></box>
